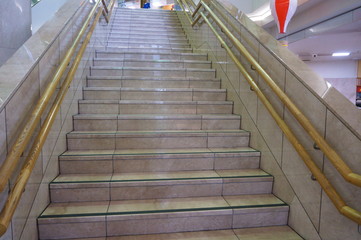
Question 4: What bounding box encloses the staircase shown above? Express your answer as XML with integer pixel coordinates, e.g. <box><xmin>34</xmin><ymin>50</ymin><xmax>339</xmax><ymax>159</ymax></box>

<box><xmin>37</xmin><ymin>8</ymin><xmax>302</xmax><ymax>240</ymax></box>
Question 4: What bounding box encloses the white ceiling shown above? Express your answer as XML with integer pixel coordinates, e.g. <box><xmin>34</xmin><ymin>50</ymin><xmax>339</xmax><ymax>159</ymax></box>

<box><xmin>260</xmin><ymin>0</ymin><xmax>361</xmax><ymax>62</ymax></box>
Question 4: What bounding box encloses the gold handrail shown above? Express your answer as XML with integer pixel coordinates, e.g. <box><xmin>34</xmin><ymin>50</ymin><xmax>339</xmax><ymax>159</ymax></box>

<box><xmin>201</xmin><ymin>1</ymin><xmax>361</xmax><ymax>188</ymax></box>
<box><xmin>177</xmin><ymin>0</ymin><xmax>361</xmax><ymax>225</ymax></box>
<box><xmin>0</xmin><ymin>0</ymin><xmax>115</xmax><ymax>236</ymax></box>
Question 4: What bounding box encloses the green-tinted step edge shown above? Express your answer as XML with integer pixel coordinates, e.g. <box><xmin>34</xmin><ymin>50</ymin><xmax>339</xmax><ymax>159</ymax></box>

<box><xmin>39</xmin><ymin>203</ymin><xmax>288</xmax><ymax>219</ymax></box>
<box><xmin>51</xmin><ymin>174</ymin><xmax>273</xmax><ymax>184</ymax></box>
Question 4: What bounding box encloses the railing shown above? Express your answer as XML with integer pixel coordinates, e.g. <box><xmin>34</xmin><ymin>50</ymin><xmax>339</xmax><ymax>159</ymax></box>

<box><xmin>176</xmin><ymin>0</ymin><xmax>361</xmax><ymax>225</ymax></box>
<box><xmin>0</xmin><ymin>0</ymin><xmax>115</xmax><ymax>236</ymax></box>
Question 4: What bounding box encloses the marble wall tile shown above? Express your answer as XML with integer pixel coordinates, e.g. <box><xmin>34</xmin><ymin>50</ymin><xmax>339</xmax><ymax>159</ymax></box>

<box><xmin>0</xmin><ymin>0</ymin><xmax>31</xmax><ymax>66</ymax></box>
<box><xmin>323</xmin><ymin>110</ymin><xmax>361</xmax><ymax>208</ymax></box>
<box><xmin>11</xmin><ymin>153</ymin><xmax>43</xmax><ymax>240</ymax></box>
<box><xmin>0</xmin><ymin>109</ymin><xmax>7</xmax><ymax>167</ymax></box>
<box><xmin>288</xmin><ymin>197</ymin><xmax>322</xmax><ymax>240</ymax></box>
<box><xmin>319</xmin><ymin>192</ymin><xmax>361</xmax><ymax>240</ymax></box>
<box><xmin>39</xmin><ymin>40</ymin><xmax>61</xmax><ymax>94</ymax></box>
<box><xmin>5</xmin><ymin>66</ymin><xmax>40</xmax><ymax>149</ymax></box>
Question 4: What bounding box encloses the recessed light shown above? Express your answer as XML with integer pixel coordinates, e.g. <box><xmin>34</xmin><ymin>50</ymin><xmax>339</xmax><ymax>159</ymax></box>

<box><xmin>332</xmin><ymin>52</ymin><xmax>350</xmax><ymax>57</ymax></box>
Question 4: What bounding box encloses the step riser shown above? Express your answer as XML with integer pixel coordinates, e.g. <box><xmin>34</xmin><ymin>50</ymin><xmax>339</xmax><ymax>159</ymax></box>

<box><xmin>96</xmin><ymin>47</ymin><xmax>193</xmax><ymax>53</ymax></box>
<box><xmin>66</xmin><ymin>134</ymin><xmax>250</xmax><ymax>151</ymax></box>
<box><xmin>89</xmin><ymin>68</ymin><xmax>216</xmax><ymax>79</ymax></box>
<box><xmin>38</xmin><ymin>208</ymin><xmax>288</xmax><ymax>239</ymax></box>
<box><xmin>73</xmin><ymin>117</ymin><xmax>239</xmax><ymax>131</ymax></box>
<box><xmin>95</xmin><ymin>52</ymin><xmax>206</xmax><ymax>61</ymax></box>
<box><xmin>106</xmin><ymin>42</ymin><xmax>190</xmax><ymax>49</ymax></box>
<box><xmin>112</xmin><ymin>13</ymin><xmax>179</xmax><ymax>20</ymax></box>
<box><xmin>79</xmin><ymin>102</ymin><xmax>233</xmax><ymax>115</ymax></box>
<box><xmin>50</xmin><ymin>179</ymin><xmax>273</xmax><ymax>202</ymax></box>
<box><xmin>107</xmin><ymin>27</ymin><xmax>184</xmax><ymax>34</ymax></box>
<box><xmin>59</xmin><ymin>153</ymin><xmax>260</xmax><ymax>174</ymax></box>
<box><xmin>110</xmin><ymin>23</ymin><xmax>182</xmax><ymax>28</ymax></box>
<box><xmin>113</xmin><ymin>15</ymin><xmax>179</xmax><ymax>19</ymax></box>
<box><xmin>87</xmin><ymin>78</ymin><xmax>220</xmax><ymax>89</ymax></box>
<box><xmin>83</xmin><ymin>89</ymin><xmax>224</xmax><ymax>101</ymax></box>
<box><xmin>92</xmin><ymin>60</ymin><xmax>211</xmax><ymax>69</ymax></box>
<box><xmin>108</xmin><ymin>32</ymin><xmax>187</xmax><ymax>39</ymax></box>
<box><xmin>107</xmin><ymin>38</ymin><xmax>188</xmax><ymax>44</ymax></box>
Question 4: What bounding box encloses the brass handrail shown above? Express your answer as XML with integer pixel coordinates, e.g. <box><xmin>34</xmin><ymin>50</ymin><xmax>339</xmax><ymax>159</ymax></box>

<box><xmin>0</xmin><ymin>0</ymin><xmax>115</xmax><ymax>236</ymax></box>
<box><xmin>177</xmin><ymin>0</ymin><xmax>361</xmax><ymax>225</ymax></box>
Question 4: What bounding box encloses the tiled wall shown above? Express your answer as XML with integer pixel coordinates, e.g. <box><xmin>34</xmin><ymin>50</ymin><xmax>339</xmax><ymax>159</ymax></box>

<box><xmin>177</xmin><ymin>1</ymin><xmax>361</xmax><ymax>240</ymax></box>
<box><xmin>0</xmin><ymin>1</ymin><xmax>111</xmax><ymax>239</ymax></box>
<box><xmin>0</xmin><ymin>0</ymin><xmax>31</xmax><ymax>67</ymax></box>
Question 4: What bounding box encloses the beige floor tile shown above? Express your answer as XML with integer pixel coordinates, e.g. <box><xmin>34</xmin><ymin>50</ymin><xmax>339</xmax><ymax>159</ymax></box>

<box><xmin>216</xmin><ymin>169</ymin><xmax>270</xmax><ymax>178</ymax></box>
<box><xmin>53</xmin><ymin>174</ymin><xmax>113</xmax><ymax>183</ymax></box>
<box><xmin>224</xmin><ymin>194</ymin><xmax>284</xmax><ymax>207</ymax></box>
<box><xmin>111</xmin><ymin>170</ymin><xmax>219</xmax><ymax>181</ymax></box>
<box><xmin>107</xmin><ymin>229</ymin><xmax>239</xmax><ymax>240</ymax></box>
<box><xmin>108</xmin><ymin>196</ymin><xmax>229</xmax><ymax>214</ymax></box>
<box><xmin>41</xmin><ymin>201</ymin><xmax>109</xmax><ymax>217</ymax></box>
<box><xmin>234</xmin><ymin>226</ymin><xmax>303</xmax><ymax>240</ymax></box>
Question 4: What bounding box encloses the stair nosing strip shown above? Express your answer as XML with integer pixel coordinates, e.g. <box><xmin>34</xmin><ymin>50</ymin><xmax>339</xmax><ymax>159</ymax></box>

<box><xmin>51</xmin><ymin>175</ymin><xmax>273</xmax><ymax>184</ymax></box>
<box><xmin>39</xmin><ymin>203</ymin><xmax>288</xmax><ymax>219</ymax></box>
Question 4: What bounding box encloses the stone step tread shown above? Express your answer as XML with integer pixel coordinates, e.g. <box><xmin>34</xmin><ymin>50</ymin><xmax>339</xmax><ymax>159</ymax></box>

<box><xmin>51</xmin><ymin>169</ymin><xmax>272</xmax><ymax>185</ymax></box>
<box><xmin>83</xmin><ymin>87</ymin><xmax>224</xmax><ymax>92</ymax></box>
<box><xmin>67</xmin><ymin>129</ymin><xmax>248</xmax><ymax>136</ymax></box>
<box><xmin>107</xmin><ymin>39</ymin><xmax>187</xmax><ymax>45</ymax></box>
<box><xmin>79</xmin><ymin>100</ymin><xmax>231</xmax><ymax>104</ymax></box>
<box><xmin>97</xmin><ymin>46</ymin><xmax>192</xmax><ymax>52</ymax></box>
<box><xmin>54</xmin><ymin>226</ymin><xmax>302</xmax><ymax>240</ymax></box>
<box><xmin>60</xmin><ymin>147</ymin><xmax>260</xmax><ymax>158</ymax></box>
<box><xmin>93</xmin><ymin>58</ymin><xmax>210</xmax><ymax>64</ymax></box>
<box><xmin>90</xmin><ymin>66</ymin><xmax>215</xmax><ymax>72</ymax></box>
<box><xmin>107</xmin><ymin>37</ymin><xmax>187</xmax><ymax>41</ymax></box>
<box><xmin>95</xmin><ymin>50</ymin><xmax>202</xmax><ymax>56</ymax></box>
<box><xmin>86</xmin><ymin>76</ymin><xmax>219</xmax><ymax>81</ymax></box>
<box><xmin>39</xmin><ymin>194</ymin><xmax>287</xmax><ymax>219</ymax></box>
<box><xmin>107</xmin><ymin>32</ymin><xmax>187</xmax><ymax>37</ymax></box>
<box><xmin>74</xmin><ymin>113</ymin><xmax>238</xmax><ymax>120</ymax></box>
<box><xmin>110</xmin><ymin>24</ymin><xmax>183</xmax><ymax>29</ymax></box>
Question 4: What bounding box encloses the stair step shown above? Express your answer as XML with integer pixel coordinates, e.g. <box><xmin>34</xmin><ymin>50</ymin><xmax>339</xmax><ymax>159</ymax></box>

<box><xmin>38</xmin><ymin>195</ymin><xmax>288</xmax><ymax>239</ymax></box>
<box><xmin>92</xmin><ymin>59</ymin><xmax>211</xmax><ymax>69</ymax></box>
<box><xmin>89</xmin><ymin>66</ymin><xmax>216</xmax><ymax>78</ymax></box>
<box><xmin>107</xmin><ymin>37</ymin><xmax>188</xmax><ymax>44</ymax></box>
<box><xmin>95</xmin><ymin>50</ymin><xmax>207</xmax><ymax>61</ymax></box>
<box><xmin>86</xmin><ymin>76</ymin><xmax>220</xmax><ymax>89</ymax></box>
<box><xmin>82</xmin><ymin>87</ymin><xmax>225</xmax><ymax>101</ymax></box>
<box><xmin>59</xmin><ymin>147</ymin><xmax>261</xmax><ymax>174</ymax></box>
<box><xmin>96</xmin><ymin>46</ymin><xmax>193</xmax><ymax>53</ymax></box>
<box><xmin>66</xmin><ymin>130</ymin><xmax>250</xmax><ymax>150</ymax></box>
<box><xmin>79</xmin><ymin>100</ymin><xmax>233</xmax><ymax>114</ymax></box>
<box><xmin>73</xmin><ymin>113</ymin><xmax>240</xmax><ymax>131</ymax></box>
<box><xmin>108</xmin><ymin>31</ymin><xmax>187</xmax><ymax>39</ymax></box>
<box><xmin>110</xmin><ymin>23</ymin><xmax>183</xmax><ymax>29</ymax></box>
<box><xmin>106</xmin><ymin>41</ymin><xmax>190</xmax><ymax>49</ymax></box>
<box><xmin>50</xmin><ymin>169</ymin><xmax>273</xmax><ymax>202</ymax></box>
<box><xmin>107</xmin><ymin>26</ymin><xmax>184</xmax><ymax>34</ymax></box>
<box><xmin>49</xmin><ymin>226</ymin><xmax>302</xmax><ymax>240</ymax></box>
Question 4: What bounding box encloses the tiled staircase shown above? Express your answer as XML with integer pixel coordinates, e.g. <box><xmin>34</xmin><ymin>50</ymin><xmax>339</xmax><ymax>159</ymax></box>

<box><xmin>38</xmin><ymin>8</ymin><xmax>302</xmax><ymax>240</ymax></box>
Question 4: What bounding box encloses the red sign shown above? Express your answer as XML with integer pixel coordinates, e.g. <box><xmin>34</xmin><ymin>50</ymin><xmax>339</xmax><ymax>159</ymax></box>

<box><xmin>357</xmin><ymin>86</ymin><xmax>361</xmax><ymax>93</ymax></box>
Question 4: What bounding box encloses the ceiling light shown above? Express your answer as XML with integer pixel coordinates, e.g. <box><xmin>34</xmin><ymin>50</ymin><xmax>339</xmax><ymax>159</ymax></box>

<box><xmin>247</xmin><ymin>5</ymin><xmax>272</xmax><ymax>22</ymax></box>
<box><xmin>332</xmin><ymin>52</ymin><xmax>350</xmax><ymax>57</ymax></box>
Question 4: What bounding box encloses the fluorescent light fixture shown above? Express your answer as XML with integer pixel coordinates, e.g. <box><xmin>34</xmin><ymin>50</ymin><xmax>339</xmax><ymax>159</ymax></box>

<box><xmin>248</xmin><ymin>5</ymin><xmax>272</xmax><ymax>22</ymax></box>
<box><xmin>332</xmin><ymin>52</ymin><xmax>350</xmax><ymax>57</ymax></box>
